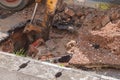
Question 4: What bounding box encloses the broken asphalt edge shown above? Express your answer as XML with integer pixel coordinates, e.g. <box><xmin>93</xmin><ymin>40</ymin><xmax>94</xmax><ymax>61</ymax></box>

<box><xmin>0</xmin><ymin>51</ymin><xmax>119</xmax><ymax>80</ymax></box>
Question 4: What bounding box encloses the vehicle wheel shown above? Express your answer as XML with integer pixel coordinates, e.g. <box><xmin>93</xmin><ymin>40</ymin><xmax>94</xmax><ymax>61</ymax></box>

<box><xmin>0</xmin><ymin>0</ymin><xmax>30</xmax><ymax>11</ymax></box>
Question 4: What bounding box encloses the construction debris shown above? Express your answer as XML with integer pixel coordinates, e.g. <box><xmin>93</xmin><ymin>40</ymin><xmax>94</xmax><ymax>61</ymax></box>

<box><xmin>69</xmin><ymin>18</ymin><xmax>120</xmax><ymax>69</ymax></box>
<box><xmin>0</xmin><ymin>2</ymin><xmax>120</xmax><ymax>69</ymax></box>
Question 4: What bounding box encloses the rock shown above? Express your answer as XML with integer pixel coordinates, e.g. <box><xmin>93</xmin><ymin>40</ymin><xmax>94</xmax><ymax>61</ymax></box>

<box><xmin>110</xmin><ymin>8</ymin><xmax>120</xmax><ymax>21</ymax></box>
<box><xmin>0</xmin><ymin>32</ymin><xmax>9</xmax><ymax>41</ymax></box>
<box><xmin>67</xmin><ymin>25</ymin><xmax>77</xmax><ymax>33</ymax></box>
<box><xmin>76</xmin><ymin>11</ymin><xmax>83</xmax><ymax>17</ymax></box>
<box><xmin>38</xmin><ymin>52</ymin><xmax>54</xmax><ymax>61</ymax></box>
<box><xmin>1</xmin><ymin>39</ymin><xmax>14</xmax><ymax>53</ymax></box>
<box><xmin>66</xmin><ymin>40</ymin><xmax>80</xmax><ymax>54</ymax></box>
<box><xmin>45</xmin><ymin>39</ymin><xmax>57</xmax><ymax>51</ymax></box>
<box><xmin>27</xmin><ymin>38</ymin><xmax>45</xmax><ymax>58</ymax></box>
<box><xmin>101</xmin><ymin>16</ymin><xmax>110</xmax><ymax>26</ymax></box>
<box><xmin>27</xmin><ymin>45</ymin><xmax>38</xmax><ymax>58</ymax></box>
<box><xmin>66</xmin><ymin>40</ymin><xmax>77</xmax><ymax>50</ymax></box>
<box><xmin>111</xmin><ymin>13</ymin><xmax>120</xmax><ymax>21</ymax></box>
<box><xmin>39</xmin><ymin>55</ymin><xmax>47</xmax><ymax>61</ymax></box>
<box><xmin>64</xmin><ymin>8</ymin><xmax>75</xmax><ymax>17</ymax></box>
<box><xmin>35</xmin><ymin>45</ymin><xmax>48</xmax><ymax>59</ymax></box>
<box><xmin>83</xmin><ymin>12</ymin><xmax>103</xmax><ymax>30</ymax></box>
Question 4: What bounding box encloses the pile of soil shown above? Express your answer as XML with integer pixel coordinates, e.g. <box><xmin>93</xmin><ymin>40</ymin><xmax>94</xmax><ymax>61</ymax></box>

<box><xmin>52</xmin><ymin>5</ymin><xmax>120</xmax><ymax>68</ymax></box>
<box><xmin>64</xmin><ymin>6</ymin><xmax>120</xmax><ymax>69</ymax></box>
<box><xmin>69</xmin><ymin>20</ymin><xmax>120</xmax><ymax>69</ymax></box>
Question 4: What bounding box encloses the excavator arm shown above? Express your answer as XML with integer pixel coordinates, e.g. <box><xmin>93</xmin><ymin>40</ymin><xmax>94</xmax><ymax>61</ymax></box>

<box><xmin>23</xmin><ymin>0</ymin><xmax>63</xmax><ymax>32</ymax></box>
<box><xmin>22</xmin><ymin>0</ymin><xmax>63</xmax><ymax>43</ymax></box>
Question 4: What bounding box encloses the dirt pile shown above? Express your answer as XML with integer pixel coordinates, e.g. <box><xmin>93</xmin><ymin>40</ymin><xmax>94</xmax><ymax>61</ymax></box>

<box><xmin>91</xmin><ymin>21</ymin><xmax>120</xmax><ymax>55</ymax></box>
<box><xmin>68</xmin><ymin>6</ymin><xmax>120</xmax><ymax>68</ymax></box>
<box><xmin>69</xmin><ymin>20</ymin><xmax>120</xmax><ymax>68</ymax></box>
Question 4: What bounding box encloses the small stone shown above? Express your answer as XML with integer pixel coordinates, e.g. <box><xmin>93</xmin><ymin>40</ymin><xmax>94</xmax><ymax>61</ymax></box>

<box><xmin>39</xmin><ymin>55</ymin><xmax>47</xmax><ymax>61</ymax></box>
<box><xmin>66</xmin><ymin>40</ymin><xmax>77</xmax><ymax>50</ymax></box>
<box><xmin>101</xmin><ymin>16</ymin><xmax>110</xmax><ymax>26</ymax></box>
<box><xmin>111</xmin><ymin>11</ymin><xmax>120</xmax><ymax>21</ymax></box>
<box><xmin>27</xmin><ymin>45</ymin><xmax>38</xmax><ymax>58</ymax></box>
<box><xmin>76</xmin><ymin>11</ymin><xmax>83</xmax><ymax>17</ymax></box>
<box><xmin>0</xmin><ymin>32</ymin><xmax>9</xmax><ymax>41</ymax></box>
<box><xmin>45</xmin><ymin>40</ymin><xmax>56</xmax><ymax>51</ymax></box>
<box><xmin>67</xmin><ymin>26</ymin><xmax>76</xmax><ymax>33</ymax></box>
<box><xmin>64</xmin><ymin>8</ymin><xmax>75</xmax><ymax>17</ymax></box>
<box><xmin>36</xmin><ymin>45</ymin><xmax>48</xmax><ymax>59</ymax></box>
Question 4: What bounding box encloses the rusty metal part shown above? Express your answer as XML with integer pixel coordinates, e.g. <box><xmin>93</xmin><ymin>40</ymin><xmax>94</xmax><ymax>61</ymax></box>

<box><xmin>30</xmin><ymin>0</ymin><xmax>42</xmax><ymax>24</ymax></box>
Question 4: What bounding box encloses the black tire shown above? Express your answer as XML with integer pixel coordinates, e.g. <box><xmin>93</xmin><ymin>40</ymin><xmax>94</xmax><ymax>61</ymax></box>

<box><xmin>0</xmin><ymin>0</ymin><xmax>30</xmax><ymax>11</ymax></box>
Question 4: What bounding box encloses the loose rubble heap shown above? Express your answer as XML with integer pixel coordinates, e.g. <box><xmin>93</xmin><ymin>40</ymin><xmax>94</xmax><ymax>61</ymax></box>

<box><xmin>69</xmin><ymin>20</ymin><xmax>120</xmax><ymax>69</ymax></box>
<box><xmin>65</xmin><ymin>6</ymin><xmax>120</xmax><ymax>69</ymax></box>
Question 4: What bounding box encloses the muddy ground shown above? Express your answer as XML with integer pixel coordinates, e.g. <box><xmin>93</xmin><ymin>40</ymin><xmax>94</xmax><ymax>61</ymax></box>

<box><xmin>0</xmin><ymin>2</ymin><xmax>120</xmax><ymax>79</ymax></box>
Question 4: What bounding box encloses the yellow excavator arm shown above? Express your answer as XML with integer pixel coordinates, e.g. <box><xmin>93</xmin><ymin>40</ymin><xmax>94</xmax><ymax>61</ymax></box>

<box><xmin>24</xmin><ymin>0</ymin><xmax>62</xmax><ymax>31</ymax></box>
<box><xmin>35</xmin><ymin>0</ymin><xmax>59</xmax><ymax>14</ymax></box>
<box><xmin>23</xmin><ymin>0</ymin><xmax>63</xmax><ymax>41</ymax></box>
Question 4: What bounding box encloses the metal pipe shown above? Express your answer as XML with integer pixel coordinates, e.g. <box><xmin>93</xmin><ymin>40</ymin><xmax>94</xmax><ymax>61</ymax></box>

<box><xmin>30</xmin><ymin>3</ymin><xmax>39</xmax><ymax>24</ymax></box>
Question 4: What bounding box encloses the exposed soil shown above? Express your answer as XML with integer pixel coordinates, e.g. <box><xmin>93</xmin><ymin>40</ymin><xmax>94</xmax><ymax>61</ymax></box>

<box><xmin>0</xmin><ymin>8</ymin><xmax>15</xmax><ymax>19</ymax></box>
<box><xmin>0</xmin><ymin>2</ymin><xmax>120</xmax><ymax>69</ymax></box>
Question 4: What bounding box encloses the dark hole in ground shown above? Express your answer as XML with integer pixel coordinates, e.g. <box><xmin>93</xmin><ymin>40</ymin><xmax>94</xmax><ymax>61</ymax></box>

<box><xmin>0</xmin><ymin>18</ymin><xmax>72</xmax><ymax>65</ymax></box>
<box><xmin>0</xmin><ymin>19</ymin><xmax>49</xmax><ymax>55</ymax></box>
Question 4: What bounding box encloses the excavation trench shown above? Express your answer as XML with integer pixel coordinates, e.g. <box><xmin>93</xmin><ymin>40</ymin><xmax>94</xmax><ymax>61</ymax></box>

<box><xmin>0</xmin><ymin>19</ymin><xmax>72</xmax><ymax>66</ymax></box>
<box><xmin>0</xmin><ymin>1</ymin><xmax>120</xmax><ymax>69</ymax></box>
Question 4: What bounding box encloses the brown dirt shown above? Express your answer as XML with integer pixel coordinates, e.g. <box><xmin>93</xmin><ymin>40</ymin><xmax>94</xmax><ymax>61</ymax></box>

<box><xmin>69</xmin><ymin>21</ymin><xmax>120</xmax><ymax>68</ymax></box>
<box><xmin>0</xmin><ymin>3</ymin><xmax>120</xmax><ymax>69</ymax></box>
<box><xmin>68</xmin><ymin>6</ymin><xmax>120</xmax><ymax>69</ymax></box>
